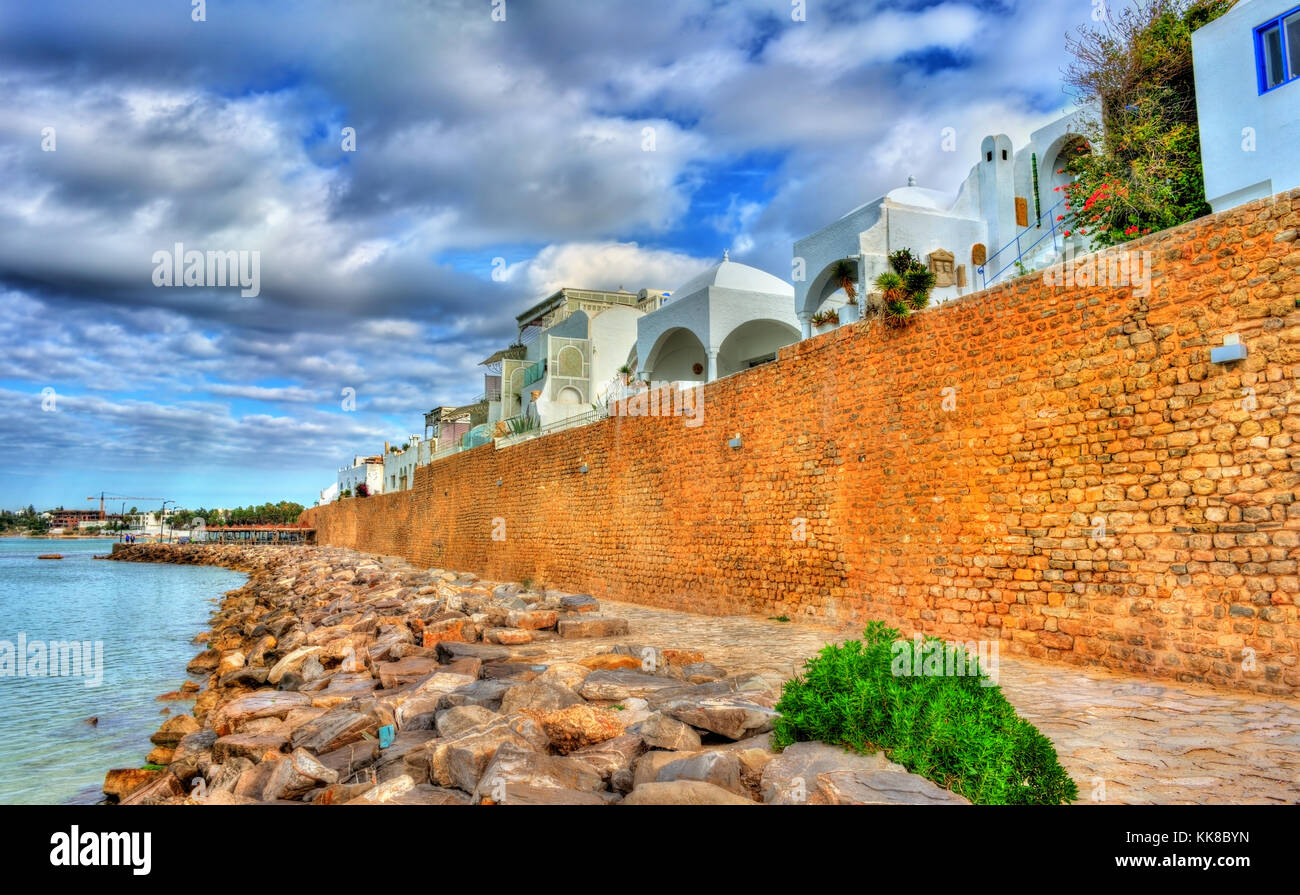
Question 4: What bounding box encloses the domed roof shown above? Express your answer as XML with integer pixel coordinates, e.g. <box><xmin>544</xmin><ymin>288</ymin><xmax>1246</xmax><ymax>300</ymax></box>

<box><xmin>884</xmin><ymin>185</ymin><xmax>955</xmax><ymax>211</ymax></box>
<box><xmin>671</xmin><ymin>258</ymin><xmax>794</xmax><ymax>301</ymax></box>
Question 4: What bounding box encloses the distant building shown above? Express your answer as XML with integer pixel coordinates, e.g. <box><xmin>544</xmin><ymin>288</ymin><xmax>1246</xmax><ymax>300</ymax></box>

<box><xmin>49</xmin><ymin>509</ymin><xmax>102</xmax><ymax>530</ymax></box>
<box><xmin>383</xmin><ymin>436</ymin><xmax>423</xmax><ymax>492</ymax></box>
<box><xmin>318</xmin><ymin>482</ymin><xmax>339</xmax><ymax>506</ymax></box>
<box><xmin>338</xmin><ymin>455</ymin><xmax>384</xmax><ymax>497</ymax></box>
<box><xmin>1193</xmin><ymin>0</ymin><xmax>1300</xmax><ymax>211</ymax></box>
<box><xmin>793</xmin><ymin>109</ymin><xmax>1091</xmax><ymax>336</ymax></box>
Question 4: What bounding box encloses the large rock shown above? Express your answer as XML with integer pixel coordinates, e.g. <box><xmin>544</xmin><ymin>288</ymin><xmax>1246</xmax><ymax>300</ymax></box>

<box><xmin>570</xmin><ymin>733</ymin><xmax>646</xmax><ymax>784</ymax></box>
<box><xmin>212</xmin><ymin>732</ymin><xmax>288</xmax><ymax>763</ymax></box>
<box><xmin>630</xmin><ymin>712</ymin><xmax>701</xmax><ymax>751</ymax></box>
<box><xmin>621</xmin><ymin>781</ymin><xmax>755</xmax><ymax>805</ymax></box>
<box><xmin>471</xmin><ymin>742</ymin><xmax>605</xmax><ymax>802</ymax></box>
<box><xmin>435</xmin><ymin>705</ymin><xmax>499</xmax><ymax>739</ymax></box>
<box><xmin>811</xmin><ymin>769</ymin><xmax>972</xmax><ymax>805</ymax></box>
<box><xmin>761</xmin><ymin>741</ymin><xmax>896</xmax><ymax>803</ymax></box>
<box><xmin>557</xmin><ymin>616</ymin><xmax>629</xmax><ymax>639</ymax></box>
<box><xmin>289</xmin><ymin>707</ymin><xmax>376</xmax><ymax>754</ymax></box>
<box><xmin>499</xmin><ymin>680</ymin><xmax>584</xmax><ymax>715</ymax></box>
<box><xmin>658</xmin><ymin>695</ymin><xmax>778</xmax><ymax>741</ymax></box>
<box><xmin>103</xmin><ymin>768</ymin><xmax>160</xmax><ymax>801</ymax></box>
<box><xmin>376</xmin><ymin>656</ymin><xmax>440</xmax><ymax>689</ymax></box>
<box><xmin>437</xmin><ymin>642</ymin><xmax>509</xmax><ymax>663</ymax></box>
<box><xmin>536</xmin><ymin>704</ymin><xmax>624</xmax><ymax>754</ymax></box>
<box><xmin>437</xmin><ymin>679</ymin><xmax>513</xmax><ymax>712</ymax></box>
<box><xmin>150</xmin><ymin>714</ymin><xmax>200</xmax><ymax>746</ymax></box>
<box><xmin>578</xmin><ymin>653</ymin><xmax>641</xmax><ymax>671</ymax></box>
<box><xmin>262</xmin><ymin>748</ymin><xmax>340</xmax><ymax>800</ymax></box>
<box><xmin>559</xmin><ymin>594</ymin><xmax>599</xmax><ymax>613</ymax></box>
<box><xmin>655</xmin><ymin>750</ymin><xmax>746</xmax><ymax>796</ymax></box>
<box><xmin>487</xmin><ymin>784</ymin><xmax>611</xmax><ymax>805</ymax></box>
<box><xmin>578</xmin><ymin>669</ymin><xmax>685</xmax><ymax>701</ymax></box>
<box><xmin>760</xmin><ymin>741</ymin><xmax>966</xmax><ymax>804</ymax></box>
<box><xmin>316</xmin><ymin>741</ymin><xmax>379</xmax><ymax>782</ymax></box>
<box><xmin>505</xmin><ymin>609</ymin><xmax>559</xmax><ymax>630</ymax></box>
<box><xmin>266</xmin><ymin>646</ymin><xmax>323</xmax><ymax>685</ymax></box>
<box><xmin>427</xmin><ymin>716</ymin><xmax>549</xmax><ymax>793</ymax></box>
<box><xmin>209</xmin><ymin>691</ymin><xmax>311</xmax><ymax>735</ymax></box>
<box><xmin>536</xmin><ymin>662</ymin><xmax>591</xmax><ymax>690</ymax></box>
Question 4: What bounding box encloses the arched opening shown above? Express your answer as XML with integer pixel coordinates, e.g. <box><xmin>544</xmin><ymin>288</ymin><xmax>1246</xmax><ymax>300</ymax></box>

<box><xmin>645</xmin><ymin>327</ymin><xmax>707</xmax><ymax>383</ymax></box>
<box><xmin>1041</xmin><ymin>134</ymin><xmax>1089</xmax><ymax>211</ymax></box>
<box><xmin>800</xmin><ymin>258</ymin><xmax>859</xmax><ymax>319</ymax></box>
<box><xmin>717</xmin><ymin>319</ymin><xmax>801</xmax><ymax>378</ymax></box>
<box><xmin>557</xmin><ymin>386</ymin><xmax>583</xmax><ymax>405</ymax></box>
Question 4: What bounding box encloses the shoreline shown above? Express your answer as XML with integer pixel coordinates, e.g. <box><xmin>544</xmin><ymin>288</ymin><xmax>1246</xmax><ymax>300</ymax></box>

<box><xmin>99</xmin><ymin>543</ymin><xmax>964</xmax><ymax>805</ymax></box>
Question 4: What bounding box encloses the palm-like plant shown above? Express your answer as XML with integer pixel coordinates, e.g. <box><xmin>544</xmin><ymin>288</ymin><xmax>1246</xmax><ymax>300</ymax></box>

<box><xmin>832</xmin><ymin>259</ymin><xmax>858</xmax><ymax>304</ymax></box>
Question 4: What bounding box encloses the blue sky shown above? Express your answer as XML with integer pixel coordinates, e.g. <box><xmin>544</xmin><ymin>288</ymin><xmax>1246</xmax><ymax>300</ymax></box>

<box><xmin>0</xmin><ymin>0</ymin><xmax>1092</xmax><ymax>511</ymax></box>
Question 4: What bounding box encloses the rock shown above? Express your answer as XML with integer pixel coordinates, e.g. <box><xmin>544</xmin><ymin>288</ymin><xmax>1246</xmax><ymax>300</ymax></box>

<box><xmin>289</xmin><ymin>707</ymin><xmax>376</xmax><ymax>754</ymax></box>
<box><xmin>437</xmin><ymin>679</ymin><xmax>514</xmax><ymax>712</ymax></box>
<box><xmin>435</xmin><ymin>705</ymin><xmax>499</xmax><ymax>739</ymax></box>
<box><xmin>316</xmin><ymin>741</ymin><xmax>379</xmax><ymax>782</ymax></box>
<box><xmin>658</xmin><ymin>695</ymin><xmax>778</xmax><ymax>741</ymax></box>
<box><xmin>441</xmin><ymin>657</ymin><xmax>483</xmax><ymax>679</ymax></box>
<box><xmin>471</xmin><ymin>742</ymin><xmax>605</xmax><ymax>802</ymax></box>
<box><xmin>266</xmin><ymin>646</ymin><xmax>323</xmax><ymax>685</ymax></box>
<box><xmin>374</xmin><ymin>731</ymin><xmax>439</xmax><ymax>782</ymax></box>
<box><xmin>209</xmin><ymin>691</ymin><xmax>311</xmax><ymax>736</ymax></box>
<box><xmin>219</xmin><ymin>667</ymin><xmax>270</xmax><ymax>689</ymax></box>
<box><xmin>376</xmin><ymin>656</ymin><xmax>440</xmax><ymax>689</ymax></box>
<box><xmin>187</xmin><ymin>649</ymin><xmax>220</xmax><ymax>673</ymax></box>
<box><xmin>213</xmin><ymin>732</ymin><xmax>288</xmax><ymax>763</ymax></box>
<box><xmin>536</xmin><ymin>704</ymin><xmax>625</xmax><ymax>754</ymax></box>
<box><xmin>103</xmin><ymin>768</ymin><xmax>160</xmax><ymax>801</ymax></box>
<box><xmin>499</xmin><ymin>680</ymin><xmax>584</xmax><ymax>715</ymax></box>
<box><xmin>343</xmin><ymin>774</ymin><xmax>417</xmax><ymax>804</ymax></box>
<box><xmin>149</xmin><ymin>714</ymin><xmax>200</xmax><ymax>746</ymax></box>
<box><xmin>421</xmin><ymin>616</ymin><xmax>478</xmax><ymax>648</ymax></box>
<box><xmin>259</xmin><ymin>748</ymin><xmax>339</xmax><ymax>800</ymax></box>
<box><xmin>680</xmin><ymin>662</ymin><xmax>727</xmax><ymax>683</ymax></box>
<box><xmin>621</xmin><ymin>781</ymin><xmax>755</xmax><ymax>805</ymax></box>
<box><xmin>207</xmin><ymin>758</ymin><xmax>254</xmax><ymax>794</ymax></box>
<box><xmin>120</xmin><ymin>771</ymin><xmax>187</xmax><ymax>806</ymax></box>
<box><xmin>761</xmin><ymin>742</ymin><xmax>901</xmax><ymax>803</ymax></box>
<box><xmin>145</xmin><ymin>746</ymin><xmax>175</xmax><ymax>766</ymax></box>
<box><xmin>505</xmin><ymin>609</ymin><xmax>559</xmax><ymax>630</ymax></box>
<box><xmin>216</xmin><ymin>651</ymin><xmax>246</xmax><ymax>676</ymax></box>
<box><xmin>716</xmin><ymin>733</ymin><xmax>776</xmax><ymax>786</ymax></box>
<box><xmin>427</xmin><ymin>716</ymin><xmax>548</xmax><ymax>793</ymax></box>
<box><xmin>557</xmin><ymin>616</ymin><xmax>629</xmax><ymax>639</ymax></box>
<box><xmin>437</xmin><ymin>641</ymin><xmax>510</xmax><ymax>663</ymax></box>
<box><xmin>536</xmin><ymin>662</ymin><xmax>591</xmax><ymax>690</ymax></box>
<box><xmin>656</xmin><ymin>750</ymin><xmax>746</xmax><ymax>796</ymax></box>
<box><xmin>570</xmin><ymin>733</ymin><xmax>646</xmax><ymax>784</ymax></box>
<box><xmin>485</xmin><ymin>784</ymin><xmax>612</xmax><ymax>805</ymax></box>
<box><xmin>632</xmin><ymin>750</ymin><xmax>688</xmax><ymax>788</ymax></box>
<box><xmin>481</xmin><ymin>661</ymin><xmax>545</xmax><ymax>682</ymax></box>
<box><xmin>578</xmin><ymin>669</ymin><xmax>686</xmax><ymax>701</ymax></box>
<box><xmin>578</xmin><ymin>653</ymin><xmax>641</xmax><ymax>671</ymax></box>
<box><xmin>170</xmin><ymin>729</ymin><xmax>218</xmax><ymax>780</ymax></box>
<box><xmin>483</xmin><ymin>627</ymin><xmax>532</xmax><ymax>645</ymax></box>
<box><xmin>810</xmin><ymin>769</ymin><xmax>972</xmax><ymax>805</ymax></box>
<box><xmin>560</xmin><ymin>594</ymin><xmax>599</xmax><ymax>613</ymax></box>
<box><xmin>379</xmin><ymin>783</ymin><xmax>474</xmax><ymax>805</ymax></box>
<box><xmin>631</xmin><ymin>712</ymin><xmax>701</xmax><ymax>751</ymax></box>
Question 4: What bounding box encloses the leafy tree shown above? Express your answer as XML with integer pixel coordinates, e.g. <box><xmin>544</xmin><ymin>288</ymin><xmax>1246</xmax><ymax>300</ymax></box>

<box><xmin>1060</xmin><ymin>0</ymin><xmax>1234</xmax><ymax>246</ymax></box>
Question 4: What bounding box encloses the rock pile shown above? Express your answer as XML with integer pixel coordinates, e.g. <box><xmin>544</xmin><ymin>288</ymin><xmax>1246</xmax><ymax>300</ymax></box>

<box><xmin>103</xmin><ymin>544</ymin><xmax>967</xmax><ymax>806</ymax></box>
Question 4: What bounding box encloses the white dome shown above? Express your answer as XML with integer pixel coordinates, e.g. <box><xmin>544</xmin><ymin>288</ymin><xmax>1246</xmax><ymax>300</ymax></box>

<box><xmin>671</xmin><ymin>259</ymin><xmax>794</xmax><ymax>302</ymax></box>
<box><xmin>884</xmin><ymin>185</ymin><xmax>955</xmax><ymax>211</ymax></box>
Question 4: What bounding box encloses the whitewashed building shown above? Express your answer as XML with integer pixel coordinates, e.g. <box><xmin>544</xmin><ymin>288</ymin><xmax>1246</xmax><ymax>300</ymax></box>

<box><xmin>338</xmin><ymin>455</ymin><xmax>384</xmax><ymax>497</ymax></box>
<box><xmin>382</xmin><ymin>436</ymin><xmax>423</xmax><ymax>492</ymax></box>
<box><xmin>634</xmin><ymin>254</ymin><xmax>800</xmax><ymax>383</ymax></box>
<box><xmin>1193</xmin><ymin>0</ymin><xmax>1300</xmax><ymax>211</ymax></box>
<box><xmin>792</xmin><ymin>110</ymin><xmax>1091</xmax><ymax>337</ymax></box>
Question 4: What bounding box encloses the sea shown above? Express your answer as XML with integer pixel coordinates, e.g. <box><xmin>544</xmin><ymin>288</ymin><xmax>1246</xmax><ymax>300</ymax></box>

<box><xmin>0</xmin><ymin>537</ymin><xmax>245</xmax><ymax>804</ymax></box>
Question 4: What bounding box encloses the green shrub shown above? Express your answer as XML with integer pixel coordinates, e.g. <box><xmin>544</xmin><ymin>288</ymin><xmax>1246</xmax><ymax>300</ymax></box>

<box><xmin>771</xmin><ymin>621</ymin><xmax>1078</xmax><ymax>805</ymax></box>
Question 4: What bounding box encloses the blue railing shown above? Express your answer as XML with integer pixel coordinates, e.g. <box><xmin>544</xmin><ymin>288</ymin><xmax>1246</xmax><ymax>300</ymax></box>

<box><xmin>522</xmin><ymin>359</ymin><xmax>546</xmax><ymax>388</ymax></box>
<box><xmin>977</xmin><ymin>197</ymin><xmax>1068</xmax><ymax>290</ymax></box>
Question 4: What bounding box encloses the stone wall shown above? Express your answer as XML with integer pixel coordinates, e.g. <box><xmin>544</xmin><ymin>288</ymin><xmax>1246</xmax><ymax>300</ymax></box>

<box><xmin>306</xmin><ymin>191</ymin><xmax>1300</xmax><ymax>695</ymax></box>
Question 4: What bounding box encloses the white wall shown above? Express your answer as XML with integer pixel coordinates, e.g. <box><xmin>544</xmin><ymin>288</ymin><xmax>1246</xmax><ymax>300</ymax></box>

<box><xmin>1194</xmin><ymin>0</ymin><xmax>1300</xmax><ymax>211</ymax></box>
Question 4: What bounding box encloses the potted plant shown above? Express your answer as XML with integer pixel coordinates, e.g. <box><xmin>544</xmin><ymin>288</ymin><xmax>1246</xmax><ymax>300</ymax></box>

<box><xmin>810</xmin><ymin>309</ymin><xmax>839</xmax><ymax>334</ymax></box>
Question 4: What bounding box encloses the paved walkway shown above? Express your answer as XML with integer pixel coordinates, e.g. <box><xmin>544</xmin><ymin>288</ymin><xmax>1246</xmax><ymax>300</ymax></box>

<box><xmin>511</xmin><ymin>599</ymin><xmax>1300</xmax><ymax>805</ymax></box>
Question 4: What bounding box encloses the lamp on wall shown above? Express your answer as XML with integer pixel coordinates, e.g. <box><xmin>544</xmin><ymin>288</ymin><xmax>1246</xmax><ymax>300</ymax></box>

<box><xmin>579</xmin><ymin>462</ymin><xmax>589</xmax><ymax>474</ymax></box>
<box><xmin>728</xmin><ymin>433</ymin><xmax>742</xmax><ymax>449</ymax></box>
<box><xmin>1210</xmin><ymin>333</ymin><xmax>1247</xmax><ymax>364</ymax></box>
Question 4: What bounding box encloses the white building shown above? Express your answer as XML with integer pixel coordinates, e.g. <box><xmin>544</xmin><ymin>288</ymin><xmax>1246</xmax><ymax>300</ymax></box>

<box><xmin>1193</xmin><ymin>0</ymin><xmax>1300</xmax><ymax>211</ymax></box>
<box><xmin>338</xmin><ymin>455</ymin><xmax>384</xmax><ymax>497</ymax></box>
<box><xmin>383</xmin><ymin>436</ymin><xmax>423</xmax><ymax>492</ymax></box>
<box><xmin>792</xmin><ymin>110</ymin><xmax>1091</xmax><ymax>337</ymax></box>
<box><xmin>635</xmin><ymin>254</ymin><xmax>801</xmax><ymax>383</ymax></box>
<box><xmin>318</xmin><ymin>482</ymin><xmax>339</xmax><ymax>506</ymax></box>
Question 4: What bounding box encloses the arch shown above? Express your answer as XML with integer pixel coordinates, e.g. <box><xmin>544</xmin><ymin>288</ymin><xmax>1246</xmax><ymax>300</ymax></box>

<box><xmin>644</xmin><ymin>326</ymin><xmax>707</xmax><ymax>383</ymax></box>
<box><xmin>1039</xmin><ymin>132</ymin><xmax>1089</xmax><ymax>211</ymax></box>
<box><xmin>556</xmin><ymin>344</ymin><xmax>584</xmax><ymax>377</ymax></box>
<box><xmin>557</xmin><ymin>386</ymin><xmax>583</xmax><ymax>404</ymax></box>
<box><xmin>716</xmin><ymin>318</ymin><xmax>801</xmax><ymax>378</ymax></box>
<box><xmin>799</xmin><ymin>257</ymin><xmax>859</xmax><ymax>319</ymax></box>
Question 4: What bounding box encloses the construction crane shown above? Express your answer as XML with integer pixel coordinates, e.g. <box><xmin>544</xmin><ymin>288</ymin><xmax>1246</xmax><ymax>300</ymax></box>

<box><xmin>86</xmin><ymin>493</ymin><xmax>166</xmax><ymax>520</ymax></box>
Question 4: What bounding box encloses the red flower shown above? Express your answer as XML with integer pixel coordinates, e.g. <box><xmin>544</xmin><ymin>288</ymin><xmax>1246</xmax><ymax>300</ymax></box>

<box><xmin>1063</xmin><ymin>230</ymin><xmax>1071</xmax><ymax>236</ymax></box>
<box><xmin>1056</xmin><ymin>215</ymin><xmax>1064</xmax><ymax>221</ymax></box>
<box><xmin>1125</xmin><ymin>225</ymin><xmax>1138</xmax><ymax>235</ymax></box>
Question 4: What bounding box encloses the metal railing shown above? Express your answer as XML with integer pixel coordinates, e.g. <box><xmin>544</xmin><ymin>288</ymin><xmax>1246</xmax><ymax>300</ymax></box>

<box><xmin>522</xmin><ymin>358</ymin><xmax>546</xmax><ymax>388</ymax></box>
<box><xmin>977</xmin><ymin>197</ymin><xmax>1068</xmax><ymax>290</ymax></box>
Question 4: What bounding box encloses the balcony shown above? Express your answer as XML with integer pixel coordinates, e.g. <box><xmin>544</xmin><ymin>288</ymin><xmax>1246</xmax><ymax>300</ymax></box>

<box><xmin>522</xmin><ymin>358</ymin><xmax>547</xmax><ymax>388</ymax></box>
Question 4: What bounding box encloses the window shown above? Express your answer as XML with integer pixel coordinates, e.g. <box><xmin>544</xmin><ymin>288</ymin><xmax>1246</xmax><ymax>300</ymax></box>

<box><xmin>1256</xmin><ymin>6</ymin><xmax>1300</xmax><ymax>93</ymax></box>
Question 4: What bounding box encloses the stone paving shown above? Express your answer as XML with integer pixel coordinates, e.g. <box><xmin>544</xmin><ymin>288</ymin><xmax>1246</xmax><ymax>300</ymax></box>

<box><xmin>510</xmin><ymin>599</ymin><xmax>1300</xmax><ymax>805</ymax></box>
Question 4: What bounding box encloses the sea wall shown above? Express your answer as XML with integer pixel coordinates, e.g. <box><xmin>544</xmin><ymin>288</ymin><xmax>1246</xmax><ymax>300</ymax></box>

<box><xmin>305</xmin><ymin>191</ymin><xmax>1300</xmax><ymax>695</ymax></box>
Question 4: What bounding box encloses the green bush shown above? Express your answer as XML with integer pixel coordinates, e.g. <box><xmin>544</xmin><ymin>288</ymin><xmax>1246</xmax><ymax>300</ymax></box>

<box><xmin>771</xmin><ymin>621</ymin><xmax>1078</xmax><ymax>805</ymax></box>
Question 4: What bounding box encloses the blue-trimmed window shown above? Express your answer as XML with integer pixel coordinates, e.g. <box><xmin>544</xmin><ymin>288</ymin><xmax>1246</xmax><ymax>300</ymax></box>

<box><xmin>1255</xmin><ymin>4</ymin><xmax>1300</xmax><ymax>93</ymax></box>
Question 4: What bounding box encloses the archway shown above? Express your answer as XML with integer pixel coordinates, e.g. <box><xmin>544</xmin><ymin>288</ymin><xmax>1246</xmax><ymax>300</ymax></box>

<box><xmin>800</xmin><ymin>258</ymin><xmax>859</xmax><ymax>319</ymax></box>
<box><xmin>1040</xmin><ymin>133</ymin><xmax>1089</xmax><ymax>212</ymax></box>
<box><xmin>717</xmin><ymin>319</ymin><xmax>801</xmax><ymax>378</ymax></box>
<box><xmin>645</xmin><ymin>327</ymin><xmax>707</xmax><ymax>383</ymax></box>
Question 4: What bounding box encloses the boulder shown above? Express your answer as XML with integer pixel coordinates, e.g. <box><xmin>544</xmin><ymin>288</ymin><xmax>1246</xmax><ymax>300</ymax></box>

<box><xmin>209</xmin><ymin>691</ymin><xmax>311</xmax><ymax>736</ymax></box>
<box><xmin>557</xmin><ymin>616</ymin><xmax>629</xmax><ymax>639</ymax></box>
<box><xmin>760</xmin><ymin>741</ymin><xmax>897</xmax><ymax>804</ymax></box>
<box><xmin>483</xmin><ymin>627</ymin><xmax>532</xmax><ymax>646</ymax></box>
<box><xmin>376</xmin><ymin>656</ymin><xmax>440</xmax><ymax>689</ymax></box>
<box><xmin>655</xmin><ymin>750</ymin><xmax>746</xmax><ymax>796</ymax></box>
<box><xmin>266</xmin><ymin>646</ymin><xmax>323</xmax><ymax>685</ymax></box>
<box><xmin>570</xmin><ymin>733</ymin><xmax>646</xmax><ymax>784</ymax></box>
<box><xmin>427</xmin><ymin>716</ymin><xmax>548</xmax><ymax>793</ymax></box>
<box><xmin>499</xmin><ymin>680</ymin><xmax>584</xmax><ymax>715</ymax></box>
<box><xmin>505</xmin><ymin>609</ymin><xmax>559</xmax><ymax>630</ymax></box>
<box><xmin>262</xmin><ymin>748</ymin><xmax>340</xmax><ymax>800</ymax></box>
<box><xmin>103</xmin><ymin>768</ymin><xmax>160</xmax><ymax>801</ymax></box>
<box><xmin>289</xmin><ymin>707</ymin><xmax>376</xmax><ymax>754</ymax></box>
<box><xmin>621</xmin><ymin>781</ymin><xmax>755</xmax><ymax>805</ymax></box>
<box><xmin>435</xmin><ymin>705</ymin><xmax>499</xmax><ymax>739</ymax></box>
<box><xmin>559</xmin><ymin>594</ymin><xmax>599</xmax><ymax>613</ymax></box>
<box><xmin>810</xmin><ymin>769</ymin><xmax>972</xmax><ymax>805</ymax></box>
<box><xmin>536</xmin><ymin>662</ymin><xmax>591</xmax><ymax>690</ymax></box>
<box><xmin>630</xmin><ymin>712</ymin><xmax>701</xmax><ymax>751</ymax></box>
<box><xmin>578</xmin><ymin>669</ymin><xmax>685</xmax><ymax>701</ymax></box>
<box><xmin>578</xmin><ymin>653</ymin><xmax>641</xmax><ymax>671</ymax></box>
<box><xmin>212</xmin><ymin>732</ymin><xmax>288</xmax><ymax>763</ymax></box>
<box><xmin>657</xmin><ymin>695</ymin><xmax>778</xmax><ymax>741</ymax></box>
<box><xmin>149</xmin><ymin>714</ymin><xmax>200</xmax><ymax>746</ymax></box>
<box><xmin>471</xmin><ymin>742</ymin><xmax>605</xmax><ymax>802</ymax></box>
<box><xmin>536</xmin><ymin>704</ymin><xmax>625</xmax><ymax>754</ymax></box>
<box><xmin>437</xmin><ymin>679</ymin><xmax>513</xmax><ymax>712</ymax></box>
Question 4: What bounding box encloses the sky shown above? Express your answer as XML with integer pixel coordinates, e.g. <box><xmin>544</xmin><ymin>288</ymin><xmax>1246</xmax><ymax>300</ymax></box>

<box><xmin>0</xmin><ymin>0</ymin><xmax>1097</xmax><ymax>511</ymax></box>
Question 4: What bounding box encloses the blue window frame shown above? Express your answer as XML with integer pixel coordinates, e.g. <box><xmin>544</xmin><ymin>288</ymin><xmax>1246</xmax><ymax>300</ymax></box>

<box><xmin>1255</xmin><ymin>4</ymin><xmax>1300</xmax><ymax>93</ymax></box>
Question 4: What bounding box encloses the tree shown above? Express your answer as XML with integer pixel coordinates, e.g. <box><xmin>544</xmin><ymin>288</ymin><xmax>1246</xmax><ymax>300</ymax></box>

<box><xmin>1061</xmin><ymin>0</ymin><xmax>1234</xmax><ymax>246</ymax></box>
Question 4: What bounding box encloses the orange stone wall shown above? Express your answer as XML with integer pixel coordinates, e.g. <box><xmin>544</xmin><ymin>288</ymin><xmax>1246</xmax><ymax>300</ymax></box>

<box><xmin>305</xmin><ymin>191</ymin><xmax>1300</xmax><ymax>695</ymax></box>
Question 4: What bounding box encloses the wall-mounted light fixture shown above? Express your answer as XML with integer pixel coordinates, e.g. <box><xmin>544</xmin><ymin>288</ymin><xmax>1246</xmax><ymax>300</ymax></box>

<box><xmin>579</xmin><ymin>463</ymin><xmax>589</xmax><ymax>474</ymax></box>
<box><xmin>1210</xmin><ymin>333</ymin><xmax>1247</xmax><ymax>364</ymax></box>
<box><xmin>728</xmin><ymin>433</ymin><xmax>742</xmax><ymax>449</ymax></box>
<box><xmin>496</xmin><ymin>478</ymin><xmax>503</xmax><ymax>487</ymax></box>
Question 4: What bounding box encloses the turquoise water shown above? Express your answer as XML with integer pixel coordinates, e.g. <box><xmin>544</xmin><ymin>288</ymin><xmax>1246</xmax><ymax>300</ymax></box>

<box><xmin>0</xmin><ymin>538</ymin><xmax>245</xmax><ymax>804</ymax></box>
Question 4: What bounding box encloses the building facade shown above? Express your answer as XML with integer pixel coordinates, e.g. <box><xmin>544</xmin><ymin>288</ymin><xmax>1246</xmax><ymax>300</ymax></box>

<box><xmin>1193</xmin><ymin>0</ymin><xmax>1300</xmax><ymax>211</ymax></box>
